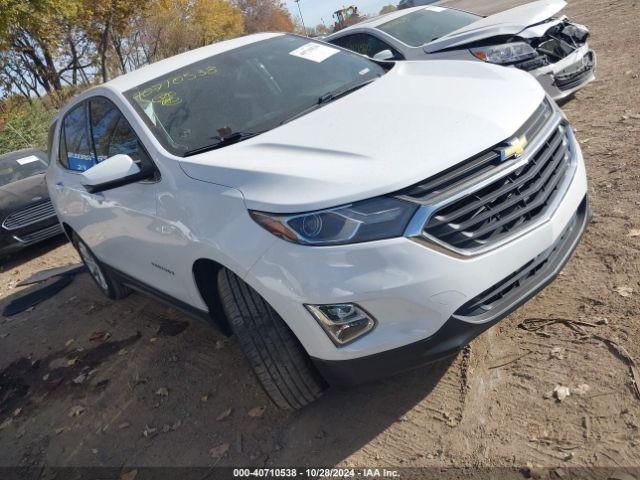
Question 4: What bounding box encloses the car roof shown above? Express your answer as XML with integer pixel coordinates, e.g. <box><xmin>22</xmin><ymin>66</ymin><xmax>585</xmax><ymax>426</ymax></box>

<box><xmin>327</xmin><ymin>6</ymin><xmax>428</xmax><ymax>37</ymax></box>
<box><xmin>105</xmin><ymin>32</ymin><xmax>283</xmax><ymax>93</ymax></box>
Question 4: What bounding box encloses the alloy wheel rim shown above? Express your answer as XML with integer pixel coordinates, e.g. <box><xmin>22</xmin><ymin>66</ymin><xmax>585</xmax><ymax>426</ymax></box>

<box><xmin>78</xmin><ymin>242</ymin><xmax>109</xmax><ymax>292</ymax></box>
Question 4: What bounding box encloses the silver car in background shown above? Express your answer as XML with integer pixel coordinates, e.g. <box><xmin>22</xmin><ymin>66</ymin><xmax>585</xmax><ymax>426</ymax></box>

<box><xmin>325</xmin><ymin>0</ymin><xmax>595</xmax><ymax>100</ymax></box>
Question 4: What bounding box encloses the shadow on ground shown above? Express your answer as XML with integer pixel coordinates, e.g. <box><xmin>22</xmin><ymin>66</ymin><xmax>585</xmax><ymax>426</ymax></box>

<box><xmin>0</xmin><ymin>266</ymin><xmax>457</xmax><ymax>466</ymax></box>
<box><xmin>0</xmin><ymin>236</ymin><xmax>68</xmax><ymax>271</ymax></box>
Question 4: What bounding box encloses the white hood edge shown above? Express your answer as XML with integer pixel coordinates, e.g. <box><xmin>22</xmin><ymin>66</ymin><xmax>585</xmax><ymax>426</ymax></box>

<box><xmin>179</xmin><ymin>61</ymin><xmax>544</xmax><ymax>213</ymax></box>
<box><xmin>424</xmin><ymin>0</ymin><xmax>567</xmax><ymax>53</ymax></box>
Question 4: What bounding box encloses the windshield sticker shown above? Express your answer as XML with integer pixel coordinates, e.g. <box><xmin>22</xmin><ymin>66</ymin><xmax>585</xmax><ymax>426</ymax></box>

<box><xmin>289</xmin><ymin>43</ymin><xmax>339</xmax><ymax>63</ymax></box>
<box><xmin>424</xmin><ymin>6</ymin><xmax>445</xmax><ymax>12</ymax></box>
<box><xmin>132</xmin><ymin>66</ymin><xmax>218</xmax><ymax>103</ymax></box>
<box><xmin>358</xmin><ymin>68</ymin><xmax>371</xmax><ymax>76</ymax></box>
<box><xmin>151</xmin><ymin>91</ymin><xmax>182</xmax><ymax>106</ymax></box>
<box><xmin>16</xmin><ymin>155</ymin><xmax>40</xmax><ymax>165</ymax></box>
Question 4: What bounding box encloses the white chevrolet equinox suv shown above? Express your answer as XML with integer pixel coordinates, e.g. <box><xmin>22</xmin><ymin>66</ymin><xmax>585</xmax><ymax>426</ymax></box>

<box><xmin>47</xmin><ymin>33</ymin><xmax>589</xmax><ymax>409</ymax></box>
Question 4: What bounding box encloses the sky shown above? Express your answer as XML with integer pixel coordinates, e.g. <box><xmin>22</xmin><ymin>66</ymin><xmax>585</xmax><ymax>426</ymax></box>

<box><xmin>284</xmin><ymin>0</ymin><xmax>397</xmax><ymax>29</ymax></box>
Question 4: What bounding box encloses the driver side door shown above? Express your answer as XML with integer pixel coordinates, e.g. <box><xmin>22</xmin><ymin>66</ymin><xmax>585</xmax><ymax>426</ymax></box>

<box><xmin>51</xmin><ymin>96</ymin><xmax>160</xmax><ymax>282</ymax></box>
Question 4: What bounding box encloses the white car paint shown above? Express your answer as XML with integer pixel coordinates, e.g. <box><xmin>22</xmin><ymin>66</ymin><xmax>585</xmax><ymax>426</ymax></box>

<box><xmin>47</xmin><ymin>33</ymin><xmax>588</xmax><ymax>368</ymax></box>
<box><xmin>325</xmin><ymin>1</ymin><xmax>595</xmax><ymax>100</ymax></box>
<box><xmin>423</xmin><ymin>0</ymin><xmax>567</xmax><ymax>52</ymax></box>
<box><xmin>180</xmin><ymin>60</ymin><xmax>544</xmax><ymax>213</ymax></box>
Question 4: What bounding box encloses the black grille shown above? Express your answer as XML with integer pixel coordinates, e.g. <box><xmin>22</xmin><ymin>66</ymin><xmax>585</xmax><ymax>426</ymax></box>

<box><xmin>515</xmin><ymin>56</ymin><xmax>548</xmax><ymax>71</ymax></box>
<box><xmin>455</xmin><ymin>199</ymin><xmax>585</xmax><ymax>317</ymax></box>
<box><xmin>2</xmin><ymin>200</ymin><xmax>56</xmax><ymax>231</ymax></box>
<box><xmin>555</xmin><ymin>52</ymin><xmax>594</xmax><ymax>91</ymax></box>
<box><xmin>403</xmin><ymin>100</ymin><xmax>574</xmax><ymax>252</ymax></box>
<box><xmin>15</xmin><ymin>223</ymin><xmax>63</xmax><ymax>244</ymax></box>
<box><xmin>556</xmin><ymin>68</ymin><xmax>593</xmax><ymax>90</ymax></box>
<box><xmin>400</xmin><ymin>100</ymin><xmax>553</xmax><ymax>203</ymax></box>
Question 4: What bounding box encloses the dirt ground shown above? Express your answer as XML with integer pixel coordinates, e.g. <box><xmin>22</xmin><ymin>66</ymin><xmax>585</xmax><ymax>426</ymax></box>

<box><xmin>1</xmin><ymin>0</ymin><xmax>639</xmax><ymax>473</ymax></box>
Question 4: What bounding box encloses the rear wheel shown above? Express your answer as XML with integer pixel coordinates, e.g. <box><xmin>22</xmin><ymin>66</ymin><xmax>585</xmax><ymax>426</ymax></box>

<box><xmin>73</xmin><ymin>234</ymin><xmax>130</xmax><ymax>300</ymax></box>
<box><xmin>217</xmin><ymin>268</ymin><xmax>327</xmax><ymax>410</ymax></box>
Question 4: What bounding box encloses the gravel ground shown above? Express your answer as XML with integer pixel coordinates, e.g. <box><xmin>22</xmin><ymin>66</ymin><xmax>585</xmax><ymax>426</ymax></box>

<box><xmin>1</xmin><ymin>0</ymin><xmax>639</xmax><ymax>473</ymax></box>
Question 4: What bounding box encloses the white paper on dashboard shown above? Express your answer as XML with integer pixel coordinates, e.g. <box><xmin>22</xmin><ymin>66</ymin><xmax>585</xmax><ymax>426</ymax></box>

<box><xmin>16</xmin><ymin>155</ymin><xmax>40</xmax><ymax>165</ymax></box>
<box><xmin>289</xmin><ymin>43</ymin><xmax>339</xmax><ymax>63</ymax></box>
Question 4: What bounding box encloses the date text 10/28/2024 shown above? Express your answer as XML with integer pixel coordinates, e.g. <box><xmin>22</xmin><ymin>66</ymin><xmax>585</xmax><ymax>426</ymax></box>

<box><xmin>233</xmin><ymin>469</ymin><xmax>400</xmax><ymax>478</ymax></box>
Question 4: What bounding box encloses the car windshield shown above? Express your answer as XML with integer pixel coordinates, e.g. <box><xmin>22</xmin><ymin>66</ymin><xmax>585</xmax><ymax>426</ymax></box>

<box><xmin>377</xmin><ymin>7</ymin><xmax>481</xmax><ymax>47</ymax></box>
<box><xmin>125</xmin><ymin>34</ymin><xmax>385</xmax><ymax>157</ymax></box>
<box><xmin>0</xmin><ymin>153</ymin><xmax>47</xmax><ymax>187</ymax></box>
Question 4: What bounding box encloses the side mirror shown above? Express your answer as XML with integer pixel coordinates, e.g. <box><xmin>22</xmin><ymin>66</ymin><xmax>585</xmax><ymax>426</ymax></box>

<box><xmin>372</xmin><ymin>49</ymin><xmax>394</xmax><ymax>61</ymax></box>
<box><xmin>81</xmin><ymin>154</ymin><xmax>150</xmax><ymax>193</ymax></box>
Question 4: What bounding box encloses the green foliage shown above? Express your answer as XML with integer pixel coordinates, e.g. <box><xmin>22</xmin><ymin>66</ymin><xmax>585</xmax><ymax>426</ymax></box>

<box><xmin>0</xmin><ymin>0</ymin><xmax>298</xmax><ymax>153</ymax></box>
<box><xmin>0</xmin><ymin>0</ymin><xmax>78</xmax><ymax>45</ymax></box>
<box><xmin>0</xmin><ymin>97</ymin><xmax>56</xmax><ymax>153</ymax></box>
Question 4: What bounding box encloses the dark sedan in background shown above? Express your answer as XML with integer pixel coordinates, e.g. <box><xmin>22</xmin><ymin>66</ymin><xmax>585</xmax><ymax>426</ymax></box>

<box><xmin>0</xmin><ymin>148</ymin><xmax>63</xmax><ymax>258</ymax></box>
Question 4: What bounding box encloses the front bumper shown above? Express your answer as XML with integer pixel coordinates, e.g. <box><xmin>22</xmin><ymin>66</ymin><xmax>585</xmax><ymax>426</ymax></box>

<box><xmin>246</xmin><ymin>115</ymin><xmax>588</xmax><ymax>387</ymax></box>
<box><xmin>0</xmin><ymin>220</ymin><xmax>64</xmax><ymax>257</ymax></box>
<box><xmin>531</xmin><ymin>45</ymin><xmax>596</xmax><ymax>101</ymax></box>
<box><xmin>247</xmin><ymin>124</ymin><xmax>588</xmax><ymax>362</ymax></box>
<box><xmin>313</xmin><ymin>197</ymin><xmax>589</xmax><ymax>386</ymax></box>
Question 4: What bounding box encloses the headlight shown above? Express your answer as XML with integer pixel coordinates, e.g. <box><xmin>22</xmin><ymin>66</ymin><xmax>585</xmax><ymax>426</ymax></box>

<box><xmin>470</xmin><ymin>42</ymin><xmax>537</xmax><ymax>64</ymax></box>
<box><xmin>250</xmin><ymin>196</ymin><xmax>419</xmax><ymax>246</ymax></box>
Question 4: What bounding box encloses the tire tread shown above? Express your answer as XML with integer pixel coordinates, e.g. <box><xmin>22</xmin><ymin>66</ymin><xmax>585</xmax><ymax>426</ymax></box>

<box><xmin>218</xmin><ymin>269</ymin><xmax>326</xmax><ymax>409</ymax></box>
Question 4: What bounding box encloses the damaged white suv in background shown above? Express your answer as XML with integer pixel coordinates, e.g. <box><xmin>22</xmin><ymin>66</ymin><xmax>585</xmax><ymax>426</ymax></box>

<box><xmin>47</xmin><ymin>33</ymin><xmax>589</xmax><ymax>410</ymax></box>
<box><xmin>325</xmin><ymin>0</ymin><xmax>595</xmax><ymax>100</ymax></box>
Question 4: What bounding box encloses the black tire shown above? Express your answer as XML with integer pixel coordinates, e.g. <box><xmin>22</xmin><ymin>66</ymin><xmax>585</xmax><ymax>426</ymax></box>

<box><xmin>218</xmin><ymin>268</ymin><xmax>327</xmax><ymax>410</ymax></box>
<box><xmin>72</xmin><ymin>234</ymin><xmax>131</xmax><ymax>300</ymax></box>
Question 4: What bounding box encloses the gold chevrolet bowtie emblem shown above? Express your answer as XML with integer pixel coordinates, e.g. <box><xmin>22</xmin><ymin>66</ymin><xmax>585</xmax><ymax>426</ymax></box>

<box><xmin>499</xmin><ymin>135</ymin><xmax>528</xmax><ymax>162</ymax></box>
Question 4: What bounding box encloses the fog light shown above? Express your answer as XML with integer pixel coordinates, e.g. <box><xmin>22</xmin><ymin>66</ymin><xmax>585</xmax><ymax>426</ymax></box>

<box><xmin>305</xmin><ymin>303</ymin><xmax>376</xmax><ymax>346</ymax></box>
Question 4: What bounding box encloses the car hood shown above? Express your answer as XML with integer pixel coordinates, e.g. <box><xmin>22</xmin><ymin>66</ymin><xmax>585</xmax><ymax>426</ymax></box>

<box><xmin>179</xmin><ymin>60</ymin><xmax>544</xmax><ymax>213</ymax></box>
<box><xmin>0</xmin><ymin>174</ymin><xmax>49</xmax><ymax>217</ymax></box>
<box><xmin>424</xmin><ymin>0</ymin><xmax>566</xmax><ymax>53</ymax></box>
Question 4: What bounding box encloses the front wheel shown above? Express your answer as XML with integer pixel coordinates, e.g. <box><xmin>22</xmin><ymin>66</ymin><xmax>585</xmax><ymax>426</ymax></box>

<box><xmin>217</xmin><ymin>268</ymin><xmax>327</xmax><ymax>409</ymax></box>
<box><xmin>73</xmin><ymin>234</ymin><xmax>130</xmax><ymax>300</ymax></box>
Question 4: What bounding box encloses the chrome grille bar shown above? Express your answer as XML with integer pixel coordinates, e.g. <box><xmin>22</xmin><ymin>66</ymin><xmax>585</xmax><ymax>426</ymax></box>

<box><xmin>2</xmin><ymin>200</ymin><xmax>56</xmax><ymax>231</ymax></box>
<box><xmin>13</xmin><ymin>223</ymin><xmax>63</xmax><ymax>245</ymax></box>
<box><xmin>403</xmin><ymin>100</ymin><xmax>578</xmax><ymax>257</ymax></box>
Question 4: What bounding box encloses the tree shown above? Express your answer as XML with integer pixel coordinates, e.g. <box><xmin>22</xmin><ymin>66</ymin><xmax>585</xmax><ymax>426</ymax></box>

<box><xmin>233</xmin><ymin>0</ymin><xmax>294</xmax><ymax>34</ymax></box>
<box><xmin>195</xmin><ymin>0</ymin><xmax>245</xmax><ymax>45</ymax></box>
<box><xmin>139</xmin><ymin>0</ymin><xmax>244</xmax><ymax>61</ymax></box>
<box><xmin>0</xmin><ymin>0</ymin><xmax>80</xmax><ymax>97</ymax></box>
<box><xmin>79</xmin><ymin>0</ymin><xmax>148</xmax><ymax>82</ymax></box>
<box><xmin>379</xmin><ymin>5</ymin><xmax>396</xmax><ymax>14</ymax></box>
<box><xmin>310</xmin><ymin>23</ymin><xmax>331</xmax><ymax>37</ymax></box>
<box><xmin>1</xmin><ymin>0</ymin><xmax>293</xmax><ymax>101</ymax></box>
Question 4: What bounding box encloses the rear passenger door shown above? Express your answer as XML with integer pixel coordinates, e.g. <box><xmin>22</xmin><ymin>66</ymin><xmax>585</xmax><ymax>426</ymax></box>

<box><xmin>52</xmin><ymin>96</ymin><xmax>160</xmax><ymax>282</ymax></box>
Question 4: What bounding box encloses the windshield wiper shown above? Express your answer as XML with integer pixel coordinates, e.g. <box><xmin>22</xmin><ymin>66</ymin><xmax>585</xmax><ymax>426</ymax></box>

<box><xmin>318</xmin><ymin>78</ymin><xmax>377</xmax><ymax>104</ymax></box>
<box><xmin>280</xmin><ymin>78</ymin><xmax>378</xmax><ymax>126</ymax></box>
<box><xmin>183</xmin><ymin>130</ymin><xmax>267</xmax><ymax>157</ymax></box>
<box><xmin>183</xmin><ymin>78</ymin><xmax>378</xmax><ymax>156</ymax></box>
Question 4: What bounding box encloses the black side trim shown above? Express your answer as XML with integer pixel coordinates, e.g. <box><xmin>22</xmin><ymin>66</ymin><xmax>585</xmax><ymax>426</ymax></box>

<box><xmin>312</xmin><ymin>197</ymin><xmax>590</xmax><ymax>387</ymax></box>
<box><xmin>101</xmin><ymin>263</ymin><xmax>221</xmax><ymax>330</ymax></box>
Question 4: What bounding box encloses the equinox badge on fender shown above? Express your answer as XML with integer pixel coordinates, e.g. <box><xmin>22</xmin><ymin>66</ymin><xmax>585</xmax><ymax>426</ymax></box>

<box><xmin>499</xmin><ymin>135</ymin><xmax>529</xmax><ymax>162</ymax></box>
